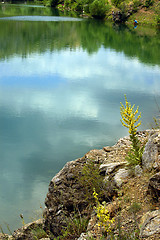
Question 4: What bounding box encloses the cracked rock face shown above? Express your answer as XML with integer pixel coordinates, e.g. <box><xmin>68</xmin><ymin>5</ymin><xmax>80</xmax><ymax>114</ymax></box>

<box><xmin>43</xmin><ymin>157</ymin><xmax>89</xmax><ymax>237</ymax></box>
<box><xmin>43</xmin><ymin>150</ymin><xmax>116</xmax><ymax>238</ymax></box>
<box><xmin>42</xmin><ymin>130</ymin><xmax>160</xmax><ymax>239</ymax></box>
<box><xmin>140</xmin><ymin>210</ymin><xmax>160</xmax><ymax>238</ymax></box>
<box><xmin>142</xmin><ymin>130</ymin><xmax>160</xmax><ymax>171</ymax></box>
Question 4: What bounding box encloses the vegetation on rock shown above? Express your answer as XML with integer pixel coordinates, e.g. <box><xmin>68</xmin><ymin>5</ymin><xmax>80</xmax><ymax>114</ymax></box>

<box><xmin>120</xmin><ymin>95</ymin><xmax>144</xmax><ymax>166</ymax></box>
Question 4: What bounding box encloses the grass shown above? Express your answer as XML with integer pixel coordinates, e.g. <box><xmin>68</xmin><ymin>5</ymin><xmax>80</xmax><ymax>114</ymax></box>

<box><xmin>128</xmin><ymin>0</ymin><xmax>160</xmax><ymax>26</ymax></box>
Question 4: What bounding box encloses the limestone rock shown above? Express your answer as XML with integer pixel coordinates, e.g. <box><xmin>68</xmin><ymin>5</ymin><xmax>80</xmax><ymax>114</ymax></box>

<box><xmin>99</xmin><ymin>162</ymin><xmax>127</xmax><ymax>175</ymax></box>
<box><xmin>113</xmin><ymin>168</ymin><xmax>129</xmax><ymax>187</ymax></box>
<box><xmin>77</xmin><ymin>233</ymin><xmax>88</xmax><ymax>240</ymax></box>
<box><xmin>0</xmin><ymin>234</ymin><xmax>14</xmax><ymax>240</ymax></box>
<box><xmin>148</xmin><ymin>172</ymin><xmax>160</xmax><ymax>201</ymax></box>
<box><xmin>85</xmin><ymin>149</ymin><xmax>107</xmax><ymax>163</ymax></box>
<box><xmin>44</xmin><ymin>157</ymin><xmax>91</xmax><ymax>237</ymax></box>
<box><xmin>142</xmin><ymin>130</ymin><xmax>160</xmax><ymax>171</ymax></box>
<box><xmin>12</xmin><ymin>219</ymin><xmax>46</xmax><ymax>240</ymax></box>
<box><xmin>134</xmin><ymin>164</ymin><xmax>143</xmax><ymax>177</ymax></box>
<box><xmin>140</xmin><ymin>210</ymin><xmax>160</xmax><ymax>238</ymax></box>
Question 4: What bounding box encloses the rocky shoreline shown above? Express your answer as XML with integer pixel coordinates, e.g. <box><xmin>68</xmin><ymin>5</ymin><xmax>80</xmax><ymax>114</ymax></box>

<box><xmin>1</xmin><ymin>129</ymin><xmax>160</xmax><ymax>240</ymax></box>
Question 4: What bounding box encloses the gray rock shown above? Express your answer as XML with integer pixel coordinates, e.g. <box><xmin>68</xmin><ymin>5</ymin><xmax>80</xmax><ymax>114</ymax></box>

<box><xmin>53</xmin><ymin>177</ymin><xmax>62</xmax><ymax>185</ymax></box>
<box><xmin>0</xmin><ymin>234</ymin><xmax>14</xmax><ymax>240</ymax></box>
<box><xmin>99</xmin><ymin>162</ymin><xmax>127</xmax><ymax>175</ymax></box>
<box><xmin>40</xmin><ymin>239</ymin><xmax>50</xmax><ymax>240</ymax></box>
<box><xmin>12</xmin><ymin>219</ymin><xmax>46</xmax><ymax>240</ymax></box>
<box><xmin>148</xmin><ymin>172</ymin><xmax>160</xmax><ymax>201</ymax></box>
<box><xmin>113</xmin><ymin>168</ymin><xmax>129</xmax><ymax>187</ymax></box>
<box><xmin>77</xmin><ymin>233</ymin><xmax>88</xmax><ymax>240</ymax></box>
<box><xmin>142</xmin><ymin>131</ymin><xmax>160</xmax><ymax>171</ymax></box>
<box><xmin>134</xmin><ymin>165</ymin><xmax>143</xmax><ymax>177</ymax></box>
<box><xmin>140</xmin><ymin>210</ymin><xmax>160</xmax><ymax>237</ymax></box>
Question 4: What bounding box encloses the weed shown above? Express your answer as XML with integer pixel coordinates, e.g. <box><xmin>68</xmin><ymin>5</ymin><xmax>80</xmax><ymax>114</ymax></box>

<box><xmin>128</xmin><ymin>202</ymin><xmax>141</xmax><ymax>215</ymax></box>
<box><xmin>53</xmin><ymin>210</ymin><xmax>89</xmax><ymax>240</ymax></box>
<box><xmin>120</xmin><ymin>95</ymin><xmax>144</xmax><ymax>166</ymax></box>
<box><xmin>145</xmin><ymin>0</ymin><xmax>154</xmax><ymax>8</ymax></box>
<box><xmin>79</xmin><ymin>159</ymin><xmax>110</xmax><ymax>203</ymax></box>
<box><xmin>0</xmin><ymin>225</ymin><xmax>5</xmax><ymax>235</ymax></box>
<box><xmin>31</xmin><ymin>226</ymin><xmax>48</xmax><ymax>239</ymax></box>
<box><xmin>93</xmin><ymin>189</ymin><xmax>114</xmax><ymax>234</ymax></box>
<box><xmin>20</xmin><ymin>214</ymin><xmax>25</xmax><ymax>226</ymax></box>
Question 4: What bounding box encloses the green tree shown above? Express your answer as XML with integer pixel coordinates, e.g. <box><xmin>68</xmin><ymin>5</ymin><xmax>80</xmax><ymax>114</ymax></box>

<box><xmin>89</xmin><ymin>0</ymin><xmax>107</xmax><ymax>18</ymax></box>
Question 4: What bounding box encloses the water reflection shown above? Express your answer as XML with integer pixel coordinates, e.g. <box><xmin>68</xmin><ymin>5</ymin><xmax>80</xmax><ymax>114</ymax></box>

<box><xmin>0</xmin><ymin>15</ymin><xmax>83</xmax><ymax>21</ymax></box>
<box><xmin>0</xmin><ymin>4</ymin><xmax>160</xmax><ymax>233</ymax></box>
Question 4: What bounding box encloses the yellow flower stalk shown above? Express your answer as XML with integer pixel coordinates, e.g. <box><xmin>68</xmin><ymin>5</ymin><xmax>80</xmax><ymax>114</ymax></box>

<box><xmin>93</xmin><ymin>188</ymin><xmax>114</xmax><ymax>233</ymax></box>
<box><xmin>120</xmin><ymin>95</ymin><xmax>144</xmax><ymax>166</ymax></box>
<box><xmin>120</xmin><ymin>95</ymin><xmax>141</xmax><ymax>135</ymax></box>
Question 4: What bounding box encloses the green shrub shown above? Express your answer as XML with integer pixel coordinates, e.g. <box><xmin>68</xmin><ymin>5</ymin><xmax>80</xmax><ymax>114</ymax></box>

<box><xmin>155</xmin><ymin>2</ymin><xmax>160</xmax><ymax>26</ymax></box>
<box><xmin>111</xmin><ymin>0</ymin><xmax>124</xmax><ymax>7</ymax></box>
<box><xmin>73</xmin><ymin>0</ymin><xmax>83</xmax><ymax>12</ymax></box>
<box><xmin>145</xmin><ymin>0</ymin><xmax>154</xmax><ymax>8</ymax></box>
<box><xmin>53</xmin><ymin>212</ymin><xmax>89</xmax><ymax>240</ymax></box>
<box><xmin>31</xmin><ymin>226</ymin><xmax>48</xmax><ymax>239</ymax></box>
<box><xmin>89</xmin><ymin>0</ymin><xmax>107</xmax><ymax>18</ymax></box>
<box><xmin>79</xmin><ymin>159</ymin><xmax>104</xmax><ymax>201</ymax></box>
<box><xmin>50</xmin><ymin>0</ymin><xmax>60</xmax><ymax>7</ymax></box>
<box><xmin>133</xmin><ymin>0</ymin><xmax>143</xmax><ymax>11</ymax></box>
<box><xmin>43</xmin><ymin>0</ymin><xmax>60</xmax><ymax>7</ymax></box>
<box><xmin>78</xmin><ymin>158</ymin><xmax>115</xmax><ymax>206</ymax></box>
<box><xmin>64</xmin><ymin>0</ymin><xmax>71</xmax><ymax>8</ymax></box>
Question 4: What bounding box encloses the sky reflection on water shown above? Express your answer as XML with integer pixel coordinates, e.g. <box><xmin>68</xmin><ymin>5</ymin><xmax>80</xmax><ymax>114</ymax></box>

<box><xmin>0</xmin><ymin>8</ymin><xmax>160</xmax><ymax>232</ymax></box>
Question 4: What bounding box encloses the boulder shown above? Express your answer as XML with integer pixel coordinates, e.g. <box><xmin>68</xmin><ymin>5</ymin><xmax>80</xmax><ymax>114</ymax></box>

<box><xmin>43</xmin><ymin>157</ymin><xmax>92</xmax><ymax>237</ymax></box>
<box><xmin>148</xmin><ymin>172</ymin><xmax>160</xmax><ymax>201</ymax></box>
<box><xmin>113</xmin><ymin>168</ymin><xmax>129</xmax><ymax>187</ymax></box>
<box><xmin>142</xmin><ymin>130</ymin><xmax>160</xmax><ymax>171</ymax></box>
<box><xmin>140</xmin><ymin>210</ymin><xmax>160</xmax><ymax>238</ymax></box>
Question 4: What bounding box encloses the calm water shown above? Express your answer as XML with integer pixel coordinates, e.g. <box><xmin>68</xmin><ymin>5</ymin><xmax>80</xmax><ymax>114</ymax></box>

<box><xmin>0</xmin><ymin>3</ymin><xmax>160</xmax><ymax>233</ymax></box>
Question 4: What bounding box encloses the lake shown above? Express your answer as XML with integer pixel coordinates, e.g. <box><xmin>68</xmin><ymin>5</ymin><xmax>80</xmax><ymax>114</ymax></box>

<box><xmin>0</xmin><ymin>3</ymin><xmax>160</xmax><ymax>233</ymax></box>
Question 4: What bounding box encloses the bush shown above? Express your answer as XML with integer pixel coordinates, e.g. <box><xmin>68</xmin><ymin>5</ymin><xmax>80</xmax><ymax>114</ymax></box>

<box><xmin>73</xmin><ymin>0</ymin><xmax>83</xmax><ymax>12</ymax></box>
<box><xmin>44</xmin><ymin>0</ymin><xmax>60</xmax><ymax>7</ymax></box>
<box><xmin>89</xmin><ymin>0</ymin><xmax>107</xmax><ymax>18</ymax></box>
<box><xmin>145</xmin><ymin>0</ymin><xmax>154</xmax><ymax>8</ymax></box>
<box><xmin>79</xmin><ymin>159</ymin><xmax>104</xmax><ymax>201</ymax></box>
<box><xmin>133</xmin><ymin>0</ymin><xmax>143</xmax><ymax>11</ymax></box>
<box><xmin>54</xmin><ymin>212</ymin><xmax>89</xmax><ymax>240</ymax></box>
<box><xmin>155</xmin><ymin>2</ymin><xmax>160</xmax><ymax>26</ymax></box>
<box><xmin>111</xmin><ymin>0</ymin><xmax>124</xmax><ymax>7</ymax></box>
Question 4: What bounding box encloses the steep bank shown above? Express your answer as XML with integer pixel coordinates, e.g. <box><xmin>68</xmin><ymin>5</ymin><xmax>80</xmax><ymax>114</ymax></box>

<box><xmin>2</xmin><ymin>129</ymin><xmax>160</xmax><ymax>239</ymax></box>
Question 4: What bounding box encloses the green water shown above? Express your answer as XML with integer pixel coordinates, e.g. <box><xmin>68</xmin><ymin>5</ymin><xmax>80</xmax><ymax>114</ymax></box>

<box><xmin>0</xmin><ymin>3</ymin><xmax>160</xmax><ymax>233</ymax></box>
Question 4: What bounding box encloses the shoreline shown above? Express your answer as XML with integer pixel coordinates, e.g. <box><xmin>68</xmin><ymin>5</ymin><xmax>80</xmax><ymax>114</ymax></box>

<box><xmin>1</xmin><ymin>129</ymin><xmax>160</xmax><ymax>239</ymax></box>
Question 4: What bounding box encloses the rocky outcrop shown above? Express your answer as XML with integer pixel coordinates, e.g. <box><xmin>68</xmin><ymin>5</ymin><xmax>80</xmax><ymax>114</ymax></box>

<box><xmin>43</xmin><ymin>130</ymin><xmax>152</xmax><ymax>239</ymax></box>
<box><xmin>140</xmin><ymin>210</ymin><xmax>160</xmax><ymax>238</ymax></box>
<box><xmin>1</xmin><ymin>129</ymin><xmax>160</xmax><ymax>240</ymax></box>
<box><xmin>12</xmin><ymin>219</ymin><xmax>47</xmax><ymax>240</ymax></box>
<box><xmin>142</xmin><ymin>130</ymin><xmax>160</xmax><ymax>171</ymax></box>
<box><xmin>0</xmin><ymin>234</ymin><xmax>14</xmax><ymax>240</ymax></box>
<box><xmin>43</xmin><ymin>157</ymin><xmax>90</xmax><ymax>237</ymax></box>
